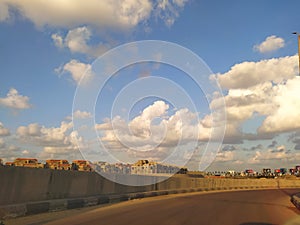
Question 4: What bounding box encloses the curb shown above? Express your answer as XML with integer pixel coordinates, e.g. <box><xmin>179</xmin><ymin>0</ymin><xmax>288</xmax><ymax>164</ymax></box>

<box><xmin>291</xmin><ymin>193</ymin><xmax>300</xmax><ymax>209</ymax></box>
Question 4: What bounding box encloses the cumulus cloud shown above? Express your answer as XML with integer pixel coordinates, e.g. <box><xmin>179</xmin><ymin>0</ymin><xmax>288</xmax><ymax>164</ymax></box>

<box><xmin>0</xmin><ymin>123</ymin><xmax>25</xmax><ymax>161</ymax></box>
<box><xmin>73</xmin><ymin>110</ymin><xmax>93</xmax><ymax>119</ymax></box>
<box><xmin>0</xmin><ymin>138</ymin><xmax>6</xmax><ymax>149</ymax></box>
<box><xmin>54</xmin><ymin>26</ymin><xmax>91</xmax><ymax>52</ymax></box>
<box><xmin>289</xmin><ymin>132</ymin><xmax>300</xmax><ymax>150</ymax></box>
<box><xmin>22</xmin><ymin>150</ymin><xmax>29</xmax><ymax>155</ymax></box>
<box><xmin>215</xmin><ymin>150</ymin><xmax>235</xmax><ymax>162</ymax></box>
<box><xmin>0</xmin><ymin>122</ymin><xmax>10</xmax><ymax>136</ymax></box>
<box><xmin>0</xmin><ymin>88</ymin><xmax>32</xmax><ymax>110</ymax></box>
<box><xmin>210</xmin><ymin>53</ymin><xmax>300</xmax><ymax>144</ymax></box>
<box><xmin>254</xmin><ymin>35</ymin><xmax>285</xmax><ymax>53</ymax></box>
<box><xmin>248</xmin><ymin>145</ymin><xmax>291</xmax><ymax>164</ymax></box>
<box><xmin>258</xmin><ymin>78</ymin><xmax>300</xmax><ymax>134</ymax></box>
<box><xmin>51</xmin><ymin>33</ymin><xmax>64</xmax><ymax>49</ymax></box>
<box><xmin>16</xmin><ymin>123</ymin><xmax>42</xmax><ymax>137</ymax></box>
<box><xmin>128</xmin><ymin>100</ymin><xmax>169</xmax><ymax>138</ymax></box>
<box><xmin>0</xmin><ymin>0</ymin><xmax>188</xmax><ymax>29</ymax></box>
<box><xmin>155</xmin><ymin>0</ymin><xmax>189</xmax><ymax>27</ymax></box>
<box><xmin>214</xmin><ymin>77</ymin><xmax>300</xmax><ymax>143</ymax></box>
<box><xmin>52</xmin><ymin>26</ymin><xmax>109</xmax><ymax>57</ymax></box>
<box><xmin>0</xmin><ymin>1</ymin><xmax>9</xmax><ymax>21</ymax></box>
<box><xmin>0</xmin><ymin>137</ymin><xmax>29</xmax><ymax>162</ymax></box>
<box><xmin>55</xmin><ymin>59</ymin><xmax>94</xmax><ymax>85</ymax></box>
<box><xmin>213</xmin><ymin>55</ymin><xmax>297</xmax><ymax>90</ymax></box>
<box><xmin>210</xmin><ymin>82</ymin><xmax>272</xmax><ymax>144</ymax></box>
<box><xmin>210</xmin><ymin>143</ymin><xmax>299</xmax><ymax>168</ymax></box>
<box><xmin>2</xmin><ymin>1</ymin><xmax>189</xmax><ymax>59</ymax></box>
<box><xmin>96</xmin><ymin>100</ymin><xmax>215</xmax><ymax>162</ymax></box>
<box><xmin>16</xmin><ymin>121</ymin><xmax>83</xmax><ymax>158</ymax></box>
<box><xmin>0</xmin><ymin>0</ymin><xmax>152</xmax><ymax>29</ymax></box>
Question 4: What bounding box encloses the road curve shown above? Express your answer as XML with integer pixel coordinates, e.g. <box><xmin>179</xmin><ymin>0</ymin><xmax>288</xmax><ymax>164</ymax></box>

<box><xmin>46</xmin><ymin>189</ymin><xmax>300</xmax><ymax>225</ymax></box>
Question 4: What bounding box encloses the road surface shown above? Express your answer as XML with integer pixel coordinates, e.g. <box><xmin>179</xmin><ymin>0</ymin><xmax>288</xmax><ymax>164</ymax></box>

<box><xmin>41</xmin><ymin>189</ymin><xmax>300</xmax><ymax>225</ymax></box>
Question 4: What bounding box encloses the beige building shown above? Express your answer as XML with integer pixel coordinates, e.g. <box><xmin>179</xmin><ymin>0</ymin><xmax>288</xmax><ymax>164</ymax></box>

<box><xmin>95</xmin><ymin>161</ymin><xmax>131</xmax><ymax>174</ymax></box>
<box><xmin>131</xmin><ymin>160</ymin><xmax>181</xmax><ymax>175</ymax></box>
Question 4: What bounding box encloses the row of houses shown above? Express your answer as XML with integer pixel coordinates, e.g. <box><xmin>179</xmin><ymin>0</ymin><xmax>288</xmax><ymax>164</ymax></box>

<box><xmin>0</xmin><ymin>158</ymin><xmax>93</xmax><ymax>172</ymax></box>
<box><xmin>0</xmin><ymin>158</ymin><xmax>187</xmax><ymax>175</ymax></box>
<box><xmin>94</xmin><ymin>160</ymin><xmax>187</xmax><ymax>175</ymax></box>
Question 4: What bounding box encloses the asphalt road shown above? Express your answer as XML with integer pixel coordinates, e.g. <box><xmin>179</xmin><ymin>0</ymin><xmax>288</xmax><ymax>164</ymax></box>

<box><xmin>42</xmin><ymin>189</ymin><xmax>300</xmax><ymax>225</ymax></box>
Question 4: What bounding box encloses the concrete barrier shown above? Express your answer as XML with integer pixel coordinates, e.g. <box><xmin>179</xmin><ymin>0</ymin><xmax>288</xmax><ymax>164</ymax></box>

<box><xmin>0</xmin><ymin>167</ymin><xmax>157</xmax><ymax>205</ymax></box>
<box><xmin>1</xmin><ymin>166</ymin><xmax>300</xmax><ymax>219</ymax></box>
<box><xmin>291</xmin><ymin>193</ymin><xmax>300</xmax><ymax>209</ymax></box>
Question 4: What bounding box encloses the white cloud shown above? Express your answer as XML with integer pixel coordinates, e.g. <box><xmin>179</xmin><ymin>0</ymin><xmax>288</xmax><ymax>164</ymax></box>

<box><xmin>16</xmin><ymin>123</ymin><xmax>41</xmax><ymax>137</ymax></box>
<box><xmin>0</xmin><ymin>137</ymin><xmax>28</xmax><ymax>161</ymax></box>
<box><xmin>210</xmin><ymin>54</ymin><xmax>300</xmax><ymax>144</ymax></box>
<box><xmin>254</xmin><ymin>35</ymin><xmax>285</xmax><ymax>53</ymax></box>
<box><xmin>16</xmin><ymin>121</ymin><xmax>83</xmax><ymax>158</ymax></box>
<box><xmin>52</xmin><ymin>26</ymin><xmax>109</xmax><ymax>57</ymax></box>
<box><xmin>0</xmin><ymin>1</ymin><xmax>10</xmax><ymax>21</ymax></box>
<box><xmin>3</xmin><ymin>1</ymin><xmax>189</xmax><ymax>58</ymax></box>
<box><xmin>221</xmin><ymin>82</ymin><xmax>275</xmax><ymax>122</ymax></box>
<box><xmin>56</xmin><ymin>59</ymin><xmax>94</xmax><ymax>85</ymax></box>
<box><xmin>73</xmin><ymin>110</ymin><xmax>93</xmax><ymax>119</ymax></box>
<box><xmin>0</xmin><ymin>0</ymin><xmax>153</xmax><ymax>29</ymax></box>
<box><xmin>248</xmin><ymin>145</ymin><xmax>291</xmax><ymax>164</ymax></box>
<box><xmin>155</xmin><ymin>0</ymin><xmax>189</xmax><ymax>27</ymax></box>
<box><xmin>210</xmin><ymin>77</ymin><xmax>300</xmax><ymax>143</ymax></box>
<box><xmin>1</xmin><ymin>0</ymin><xmax>189</xmax><ymax>30</ymax></box>
<box><xmin>22</xmin><ymin>150</ymin><xmax>29</xmax><ymax>155</ymax></box>
<box><xmin>96</xmin><ymin>100</ymin><xmax>214</xmax><ymax>163</ymax></box>
<box><xmin>17</xmin><ymin>121</ymin><xmax>73</xmax><ymax>145</ymax></box>
<box><xmin>214</xmin><ymin>55</ymin><xmax>298</xmax><ymax>89</ymax></box>
<box><xmin>258</xmin><ymin>77</ymin><xmax>300</xmax><ymax>134</ymax></box>
<box><xmin>0</xmin><ymin>138</ymin><xmax>5</xmax><ymax>149</ymax></box>
<box><xmin>0</xmin><ymin>88</ymin><xmax>32</xmax><ymax>110</ymax></box>
<box><xmin>210</xmin><ymin>82</ymin><xmax>272</xmax><ymax>144</ymax></box>
<box><xmin>51</xmin><ymin>33</ymin><xmax>64</xmax><ymax>49</ymax></box>
<box><xmin>215</xmin><ymin>150</ymin><xmax>235</xmax><ymax>162</ymax></box>
<box><xmin>64</xmin><ymin>26</ymin><xmax>91</xmax><ymax>53</ymax></box>
<box><xmin>128</xmin><ymin>100</ymin><xmax>169</xmax><ymax>138</ymax></box>
<box><xmin>0</xmin><ymin>122</ymin><xmax>10</xmax><ymax>136</ymax></box>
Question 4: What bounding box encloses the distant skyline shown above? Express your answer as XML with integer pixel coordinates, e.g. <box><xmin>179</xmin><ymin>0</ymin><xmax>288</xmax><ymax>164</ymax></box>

<box><xmin>1</xmin><ymin>0</ymin><xmax>300</xmax><ymax>172</ymax></box>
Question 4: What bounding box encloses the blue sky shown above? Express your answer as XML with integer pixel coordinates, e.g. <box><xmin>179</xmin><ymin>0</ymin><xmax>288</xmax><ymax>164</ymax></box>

<box><xmin>1</xmin><ymin>0</ymin><xmax>300</xmax><ymax>172</ymax></box>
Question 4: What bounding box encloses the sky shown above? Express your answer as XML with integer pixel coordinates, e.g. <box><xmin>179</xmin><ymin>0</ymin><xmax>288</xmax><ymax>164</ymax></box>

<box><xmin>1</xmin><ymin>0</ymin><xmax>300</xmax><ymax>172</ymax></box>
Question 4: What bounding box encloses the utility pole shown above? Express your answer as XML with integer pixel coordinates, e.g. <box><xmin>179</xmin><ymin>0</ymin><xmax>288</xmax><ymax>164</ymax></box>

<box><xmin>293</xmin><ymin>32</ymin><xmax>300</xmax><ymax>75</ymax></box>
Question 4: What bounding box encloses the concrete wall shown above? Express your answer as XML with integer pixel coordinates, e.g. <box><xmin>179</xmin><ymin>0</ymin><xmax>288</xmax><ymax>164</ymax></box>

<box><xmin>0</xmin><ymin>167</ymin><xmax>156</xmax><ymax>205</ymax></box>
<box><xmin>1</xmin><ymin>166</ymin><xmax>300</xmax><ymax>206</ymax></box>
